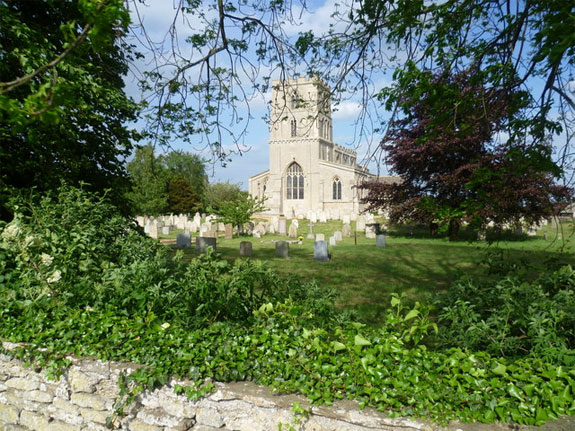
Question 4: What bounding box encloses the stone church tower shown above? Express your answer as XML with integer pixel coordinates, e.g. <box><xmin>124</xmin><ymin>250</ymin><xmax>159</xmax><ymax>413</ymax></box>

<box><xmin>249</xmin><ymin>77</ymin><xmax>373</xmax><ymax>218</ymax></box>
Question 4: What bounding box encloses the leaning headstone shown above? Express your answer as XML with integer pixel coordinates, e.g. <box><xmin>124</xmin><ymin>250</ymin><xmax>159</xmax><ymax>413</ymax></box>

<box><xmin>342</xmin><ymin>223</ymin><xmax>352</xmax><ymax>237</ymax></box>
<box><xmin>239</xmin><ymin>241</ymin><xmax>252</xmax><ymax>257</ymax></box>
<box><xmin>275</xmin><ymin>241</ymin><xmax>289</xmax><ymax>258</ymax></box>
<box><xmin>334</xmin><ymin>231</ymin><xmax>343</xmax><ymax>242</ymax></box>
<box><xmin>376</xmin><ymin>234</ymin><xmax>386</xmax><ymax>247</ymax></box>
<box><xmin>313</xmin><ymin>241</ymin><xmax>330</xmax><ymax>261</ymax></box>
<box><xmin>329</xmin><ymin>236</ymin><xmax>337</xmax><ymax>246</ymax></box>
<box><xmin>278</xmin><ymin>218</ymin><xmax>287</xmax><ymax>235</ymax></box>
<box><xmin>288</xmin><ymin>222</ymin><xmax>298</xmax><ymax>238</ymax></box>
<box><xmin>176</xmin><ymin>233</ymin><xmax>191</xmax><ymax>248</ymax></box>
<box><xmin>195</xmin><ymin>236</ymin><xmax>217</xmax><ymax>253</ymax></box>
<box><xmin>162</xmin><ymin>226</ymin><xmax>170</xmax><ymax>235</ymax></box>
<box><xmin>315</xmin><ymin>233</ymin><xmax>325</xmax><ymax>241</ymax></box>
<box><xmin>224</xmin><ymin>224</ymin><xmax>233</xmax><ymax>239</ymax></box>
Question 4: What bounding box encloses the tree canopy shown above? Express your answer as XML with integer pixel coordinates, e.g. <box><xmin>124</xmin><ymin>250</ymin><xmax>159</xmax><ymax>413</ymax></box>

<box><xmin>0</xmin><ymin>0</ymin><xmax>139</xmax><ymax>219</ymax></box>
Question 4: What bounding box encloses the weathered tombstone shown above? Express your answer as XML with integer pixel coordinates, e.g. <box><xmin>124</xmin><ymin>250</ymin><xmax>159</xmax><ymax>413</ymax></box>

<box><xmin>356</xmin><ymin>216</ymin><xmax>366</xmax><ymax>231</ymax></box>
<box><xmin>306</xmin><ymin>221</ymin><xmax>315</xmax><ymax>239</ymax></box>
<box><xmin>268</xmin><ymin>223</ymin><xmax>276</xmax><ymax>234</ymax></box>
<box><xmin>329</xmin><ymin>236</ymin><xmax>337</xmax><ymax>246</ymax></box>
<box><xmin>271</xmin><ymin>216</ymin><xmax>280</xmax><ymax>232</ymax></box>
<box><xmin>244</xmin><ymin>221</ymin><xmax>255</xmax><ymax>235</ymax></box>
<box><xmin>224</xmin><ymin>224</ymin><xmax>233</xmax><ymax>239</ymax></box>
<box><xmin>313</xmin><ymin>241</ymin><xmax>330</xmax><ymax>261</ymax></box>
<box><xmin>200</xmin><ymin>223</ymin><xmax>210</xmax><ymax>237</ymax></box>
<box><xmin>288</xmin><ymin>221</ymin><xmax>298</xmax><ymax>238</ymax></box>
<box><xmin>275</xmin><ymin>241</ymin><xmax>289</xmax><ymax>258</ymax></box>
<box><xmin>253</xmin><ymin>231</ymin><xmax>261</xmax><ymax>238</ymax></box>
<box><xmin>148</xmin><ymin>223</ymin><xmax>159</xmax><ymax>239</ymax></box>
<box><xmin>176</xmin><ymin>233</ymin><xmax>191</xmax><ymax>248</ymax></box>
<box><xmin>255</xmin><ymin>222</ymin><xmax>267</xmax><ymax>236</ymax></box>
<box><xmin>342</xmin><ymin>215</ymin><xmax>351</xmax><ymax>225</ymax></box>
<box><xmin>194</xmin><ymin>212</ymin><xmax>202</xmax><ymax>226</ymax></box>
<box><xmin>365</xmin><ymin>224</ymin><xmax>377</xmax><ymax>239</ymax></box>
<box><xmin>208</xmin><ymin>224</ymin><xmax>218</xmax><ymax>238</ymax></box>
<box><xmin>334</xmin><ymin>231</ymin><xmax>343</xmax><ymax>242</ymax></box>
<box><xmin>136</xmin><ymin>216</ymin><xmax>145</xmax><ymax>227</ymax></box>
<box><xmin>376</xmin><ymin>234</ymin><xmax>386</xmax><ymax>247</ymax></box>
<box><xmin>162</xmin><ymin>226</ymin><xmax>170</xmax><ymax>235</ymax></box>
<box><xmin>144</xmin><ymin>223</ymin><xmax>151</xmax><ymax>234</ymax></box>
<box><xmin>291</xmin><ymin>219</ymin><xmax>299</xmax><ymax>228</ymax></box>
<box><xmin>315</xmin><ymin>233</ymin><xmax>325</xmax><ymax>241</ymax></box>
<box><xmin>342</xmin><ymin>223</ymin><xmax>352</xmax><ymax>238</ymax></box>
<box><xmin>278</xmin><ymin>218</ymin><xmax>287</xmax><ymax>235</ymax></box>
<box><xmin>218</xmin><ymin>222</ymin><xmax>226</xmax><ymax>232</ymax></box>
<box><xmin>195</xmin><ymin>237</ymin><xmax>216</xmax><ymax>253</ymax></box>
<box><xmin>239</xmin><ymin>241</ymin><xmax>252</xmax><ymax>257</ymax></box>
<box><xmin>319</xmin><ymin>212</ymin><xmax>327</xmax><ymax>223</ymax></box>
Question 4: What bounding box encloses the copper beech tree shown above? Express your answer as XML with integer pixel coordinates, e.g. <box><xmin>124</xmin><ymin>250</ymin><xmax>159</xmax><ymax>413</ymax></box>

<box><xmin>360</xmin><ymin>70</ymin><xmax>571</xmax><ymax>240</ymax></box>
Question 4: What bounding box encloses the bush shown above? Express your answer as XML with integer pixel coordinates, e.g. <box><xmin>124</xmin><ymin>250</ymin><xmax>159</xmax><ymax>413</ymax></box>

<box><xmin>0</xmin><ymin>185</ymin><xmax>340</xmax><ymax>329</ymax></box>
<box><xmin>436</xmin><ymin>265</ymin><xmax>575</xmax><ymax>364</ymax></box>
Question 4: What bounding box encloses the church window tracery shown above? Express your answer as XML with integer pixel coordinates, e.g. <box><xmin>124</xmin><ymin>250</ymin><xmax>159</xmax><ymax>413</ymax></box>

<box><xmin>333</xmin><ymin>177</ymin><xmax>342</xmax><ymax>200</ymax></box>
<box><xmin>286</xmin><ymin>163</ymin><xmax>304</xmax><ymax>199</ymax></box>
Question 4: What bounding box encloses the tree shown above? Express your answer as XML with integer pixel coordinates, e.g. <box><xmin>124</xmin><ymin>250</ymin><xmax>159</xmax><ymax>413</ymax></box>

<box><xmin>163</xmin><ymin>151</ymin><xmax>208</xmax><ymax>205</ymax></box>
<box><xmin>125</xmin><ymin>145</ymin><xmax>168</xmax><ymax>216</ymax></box>
<box><xmin>211</xmin><ymin>195</ymin><xmax>266</xmax><ymax>236</ymax></box>
<box><xmin>205</xmin><ymin>181</ymin><xmax>248</xmax><ymax>212</ymax></box>
<box><xmin>167</xmin><ymin>176</ymin><xmax>203</xmax><ymax>214</ymax></box>
<box><xmin>0</xmin><ymin>0</ymin><xmax>139</xmax><ymax>219</ymax></box>
<box><xmin>360</xmin><ymin>70</ymin><xmax>570</xmax><ymax>240</ymax></box>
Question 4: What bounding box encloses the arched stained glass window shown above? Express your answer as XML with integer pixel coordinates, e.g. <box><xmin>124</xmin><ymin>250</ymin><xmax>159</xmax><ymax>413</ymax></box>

<box><xmin>286</xmin><ymin>163</ymin><xmax>304</xmax><ymax>199</ymax></box>
<box><xmin>333</xmin><ymin>177</ymin><xmax>342</xmax><ymax>200</ymax></box>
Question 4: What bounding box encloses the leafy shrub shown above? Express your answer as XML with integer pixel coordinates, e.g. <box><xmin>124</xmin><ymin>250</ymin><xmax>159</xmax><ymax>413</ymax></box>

<box><xmin>0</xmin><ymin>185</ymin><xmax>340</xmax><ymax>328</ymax></box>
<box><xmin>436</xmin><ymin>265</ymin><xmax>575</xmax><ymax>364</ymax></box>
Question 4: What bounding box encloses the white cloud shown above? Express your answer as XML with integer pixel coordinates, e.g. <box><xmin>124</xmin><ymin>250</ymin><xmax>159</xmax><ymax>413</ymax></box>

<box><xmin>332</xmin><ymin>101</ymin><xmax>362</xmax><ymax>120</ymax></box>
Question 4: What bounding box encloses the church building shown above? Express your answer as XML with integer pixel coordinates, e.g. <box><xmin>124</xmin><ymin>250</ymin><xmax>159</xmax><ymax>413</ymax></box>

<box><xmin>248</xmin><ymin>77</ymin><xmax>374</xmax><ymax>218</ymax></box>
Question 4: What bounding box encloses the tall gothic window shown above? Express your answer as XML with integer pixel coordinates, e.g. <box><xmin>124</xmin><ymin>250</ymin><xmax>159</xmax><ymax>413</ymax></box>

<box><xmin>333</xmin><ymin>177</ymin><xmax>342</xmax><ymax>200</ymax></box>
<box><xmin>290</xmin><ymin>119</ymin><xmax>297</xmax><ymax>137</ymax></box>
<box><xmin>286</xmin><ymin>163</ymin><xmax>304</xmax><ymax>199</ymax></box>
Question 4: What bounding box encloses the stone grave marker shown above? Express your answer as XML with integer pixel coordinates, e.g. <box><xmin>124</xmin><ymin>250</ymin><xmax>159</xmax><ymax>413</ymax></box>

<box><xmin>288</xmin><ymin>221</ymin><xmax>298</xmax><ymax>238</ymax></box>
<box><xmin>342</xmin><ymin>215</ymin><xmax>351</xmax><ymax>225</ymax></box>
<box><xmin>313</xmin><ymin>241</ymin><xmax>330</xmax><ymax>261</ymax></box>
<box><xmin>275</xmin><ymin>241</ymin><xmax>289</xmax><ymax>258</ymax></box>
<box><xmin>253</xmin><ymin>231</ymin><xmax>261</xmax><ymax>238</ymax></box>
<box><xmin>176</xmin><ymin>233</ymin><xmax>191</xmax><ymax>248</ymax></box>
<box><xmin>334</xmin><ymin>231</ymin><xmax>343</xmax><ymax>242</ymax></box>
<box><xmin>239</xmin><ymin>241</ymin><xmax>252</xmax><ymax>257</ymax></box>
<box><xmin>224</xmin><ymin>224</ymin><xmax>233</xmax><ymax>239</ymax></box>
<box><xmin>195</xmin><ymin>237</ymin><xmax>216</xmax><ymax>253</ymax></box>
<box><xmin>148</xmin><ymin>223</ymin><xmax>159</xmax><ymax>239</ymax></box>
<box><xmin>278</xmin><ymin>218</ymin><xmax>287</xmax><ymax>235</ymax></box>
<box><xmin>268</xmin><ymin>223</ymin><xmax>276</xmax><ymax>234</ymax></box>
<box><xmin>306</xmin><ymin>221</ymin><xmax>315</xmax><ymax>239</ymax></box>
<box><xmin>376</xmin><ymin>234</ymin><xmax>386</xmax><ymax>247</ymax></box>
<box><xmin>342</xmin><ymin>223</ymin><xmax>351</xmax><ymax>237</ymax></box>
<box><xmin>329</xmin><ymin>236</ymin><xmax>337</xmax><ymax>246</ymax></box>
<box><xmin>161</xmin><ymin>226</ymin><xmax>170</xmax><ymax>235</ymax></box>
<box><xmin>356</xmin><ymin>216</ymin><xmax>366</xmax><ymax>231</ymax></box>
<box><xmin>315</xmin><ymin>233</ymin><xmax>325</xmax><ymax>241</ymax></box>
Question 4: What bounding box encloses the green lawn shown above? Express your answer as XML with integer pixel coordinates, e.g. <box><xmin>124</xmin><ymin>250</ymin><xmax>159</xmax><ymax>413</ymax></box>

<box><xmin>162</xmin><ymin>219</ymin><xmax>575</xmax><ymax>324</ymax></box>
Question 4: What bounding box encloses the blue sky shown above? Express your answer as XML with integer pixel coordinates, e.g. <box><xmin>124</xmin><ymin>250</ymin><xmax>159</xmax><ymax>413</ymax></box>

<box><xmin>124</xmin><ymin>0</ymin><xmax>387</xmax><ymax>189</ymax></box>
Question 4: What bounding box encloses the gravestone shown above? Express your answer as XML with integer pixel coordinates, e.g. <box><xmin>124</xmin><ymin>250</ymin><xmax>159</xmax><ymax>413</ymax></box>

<box><xmin>315</xmin><ymin>233</ymin><xmax>325</xmax><ymax>241</ymax></box>
<box><xmin>319</xmin><ymin>212</ymin><xmax>327</xmax><ymax>223</ymax></box>
<box><xmin>356</xmin><ymin>216</ymin><xmax>366</xmax><ymax>231</ymax></box>
<box><xmin>188</xmin><ymin>221</ymin><xmax>198</xmax><ymax>233</ymax></box>
<box><xmin>255</xmin><ymin>222</ymin><xmax>267</xmax><ymax>236</ymax></box>
<box><xmin>218</xmin><ymin>222</ymin><xmax>226</xmax><ymax>232</ymax></box>
<box><xmin>239</xmin><ymin>241</ymin><xmax>252</xmax><ymax>257</ymax></box>
<box><xmin>306</xmin><ymin>221</ymin><xmax>315</xmax><ymax>239</ymax></box>
<box><xmin>244</xmin><ymin>221</ymin><xmax>255</xmax><ymax>235</ymax></box>
<box><xmin>208</xmin><ymin>224</ymin><xmax>218</xmax><ymax>238</ymax></box>
<box><xmin>271</xmin><ymin>216</ymin><xmax>280</xmax><ymax>232</ymax></box>
<box><xmin>200</xmin><ymin>223</ymin><xmax>210</xmax><ymax>237</ymax></box>
<box><xmin>278</xmin><ymin>218</ymin><xmax>287</xmax><ymax>235</ymax></box>
<box><xmin>365</xmin><ymin>223</ymin><xmax>378</xmax><ymax>239</ymax></box>
<box><xmin>334</xmin><ymin>231</ymin><xmax>343</xmax><ymax>242</ymax></box>
<box><xmin>253</xmin><ymin>231</ymin><xmax>261</xmax><ymax>238</ymax></box>
<box><xmin>275</xmin><ymin>241</ymin><xmax>289</xmax><ymax>258</ymax></box>
<box><xmin>329</xmin><ymin>236</ymin><xmax>337</xmax><ymax>246</ymax></box>
<box><xmin>224</xmin><ymin>224</ymin><xmax>233</xmax><ymax>239</ymax></box>
<box><xmin>268</xmin><ymin>223</ymin><xmax>276</xmax><ymax>234</ymax></box>
<box><xmin>288</xmin><ymin>222</ymin><xmax>298</xmax><ymax>238</ymax></box>
<box><xmin>342</xmin><ymin>215</ymin><xmax>351</xmax><ymax>225</ymax></box>
<box><xmin>342</xmin><ymin>223</ymin><xmax>351</xmax><ymax>237</ymax></box>
<box><xmin>376</xmin><ymin>234</ymin><xmax>386</xmax><ymax>247</ymax></box>
<box><xmin>194</xmin><ymin>212</ymin><xmax>202</xmax><ymax>226</ymax></box>
<box><xmin>148</xmin><ymin>223</ymin><xmax>159</xmax><ymax>239</ymax></box>
<box><xmin>144</xmin><ymin>223</ymin><xmax>150</xmax><ymax>234</ymax></box>
<box><xmin>313</xmin><ymin>241</ymin><xmax>330</xmax><ymax>261</ymax></box>
<box><xmin>136</xmin><ymin>216</ymin><xmax>145</xmax><ymax>227</ymax></box>
<box><xmin>195</xmin><ymin>236</ymin><xmax>217</xmax><ymax>253</ymax></box>
<box><xmin>162</xmin><ymin>226</ymin><xmax>170</xmax><ymax>235</ymax></box>
<box><xmin>176</xmin><ymin>233</ymin><xmax>191</xmax><ymax>248</ymax></box>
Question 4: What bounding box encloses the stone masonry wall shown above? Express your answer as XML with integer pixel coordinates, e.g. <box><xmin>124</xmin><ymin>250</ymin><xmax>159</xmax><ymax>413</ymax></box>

<box><xmin>0</xmin><ymin>342</ymin><xmax>439</xmax><ymax>431</ymax></box>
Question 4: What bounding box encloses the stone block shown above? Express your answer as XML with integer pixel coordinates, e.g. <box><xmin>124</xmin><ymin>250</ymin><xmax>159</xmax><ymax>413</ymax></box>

<box><xmin>3</xmin><ymin>425</ymin><xmax>29</xmax><ymax>431</ymax></box>
<box><xmin>70</xmin><ymin>392</ymin><xmax>108</xmax><ymax>410</ymax></box>
<box><xmin>176</xmin><ymin>233</ymin><xmax>191</xmax><ymax>248</ymax></box>
<box><xmin>0</xmin><ymin>404</ymin><xmax>19</xmax><ymax>424</ymax></box>
<box><xmin>195</xmin><ymin>237</ymin><xmax>217</xmax><ymax>253</ymax></box>
<box><xmin>376</xmin><ymin>234</ymin><xmax>386</xmax><ymax>247</ymax></box>
<box><xmin>5</xmin><ymin>378</ymin><xmax>39</xmax><ymax>391</ymax></box>
<box><xmin>26</xmin><ymin>389</ymin><xmax>54</xmax><ymax>403</ymax></box>
<box><xmin>275</xmin><ymin>241</ymin><xmax>289</xmax><ymax>258</ymax></box>
<box><xmin>333</xmin><ymin>231</ymin><xmax>343</xmax><ymax>241</ymax></box>
<box><xmin>195</xmin><ymin>407</ymin><xmax>225</xmax><ymax>428</ymax></box>
<box><xmin>315</xmin><ymin>233</ymin><xmax>325</xmax><ymax>241</ymax></box>
<box><xmin>136</xmin><ymin>407</ymin><xmax>193</xmax><ymax>428</ymax></box>
<box><xmin>342</xmin><ymin>223</ymin><xmax>351</xmax><ymax>237</ymax></box>
<box><xmin>127</xmin><ymin>420</ymin><xmax>163</xmax><ymax>431</ymax></box>
<box><xmin>45</xmin><ymin>422</ymin><xmax>82</xmax><ymax>431</ymax></box>
<box><xmin>80</xmin><ymin>408</ymin><xmax>111</xmax><ymax>425</ymax></box>
<box><xmin>20</xmin><ymin>410</ymin><xmax>50</xmax><ymax>429</ymax></box>
<box><xmin>239</xmin><ymin>241</ymin><xmax>252</xmax><ymax>257</ymax></box>
<box><xmin>313</xmin><ymin>241</ymin><xmax>330</xmax><ymax>262</ymax></box>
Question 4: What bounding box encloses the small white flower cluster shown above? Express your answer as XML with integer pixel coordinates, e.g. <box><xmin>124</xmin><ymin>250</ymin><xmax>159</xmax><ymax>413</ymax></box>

<box><xmin>40</xmin><ymin>253</ymin><xmax>54</xmax><ymax>266</ymax></box>
<box><xmin>1</xmin><ymin>223</ymin><xmax>21</xmax><ymax>240</ymax></box>
<box><xmin>47</xmin><ymin>270</ymin><xmax>62</xmax><ymax>284</ymax></box>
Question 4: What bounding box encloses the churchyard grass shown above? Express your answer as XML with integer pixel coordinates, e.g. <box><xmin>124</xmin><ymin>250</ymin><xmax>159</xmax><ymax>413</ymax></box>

<box><xmin>167</xmin><ymin>219</ymin><xmax>575</xmax><ymax>325</ymax></box>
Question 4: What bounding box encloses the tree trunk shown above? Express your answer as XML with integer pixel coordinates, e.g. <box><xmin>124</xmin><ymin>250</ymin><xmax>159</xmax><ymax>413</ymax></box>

<box><xmin>448</xmin><ymin>218</ymin><xmax>460</xmax><ymax>241</ymax></box>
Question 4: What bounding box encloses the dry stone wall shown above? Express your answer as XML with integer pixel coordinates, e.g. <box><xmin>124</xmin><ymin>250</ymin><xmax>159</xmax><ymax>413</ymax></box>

<box><xmin>0</xmin><ymin>342</ymin><xmax>440</xmax><ymax>431</ymax></box>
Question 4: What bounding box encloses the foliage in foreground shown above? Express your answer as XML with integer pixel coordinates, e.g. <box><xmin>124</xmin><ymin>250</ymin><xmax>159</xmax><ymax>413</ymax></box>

<box><xmin>1</xmin><ymin>185</ymin><xmax>575</xmax><ymax>426</ymax></box>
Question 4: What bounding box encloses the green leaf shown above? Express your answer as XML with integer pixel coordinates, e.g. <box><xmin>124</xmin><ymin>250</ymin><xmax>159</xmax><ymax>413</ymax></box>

<box><xmin>403</xmin><ymin>309</ymin><xmax>419</xmax><ymax>321</ymax></box>
<box><xmin>492</xmin><ymin>363</ymin><xmax>507</xmax><ymax>376</ymax></box>
<box><xmin>331</xmin><ymin>341</ymin><xmax>346</xmax><ymax>352</ymax></box>
<box><xmin>354</xmin><ymin>334</ymin><xmax>372</xmax><ymax>347</ymax></box>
